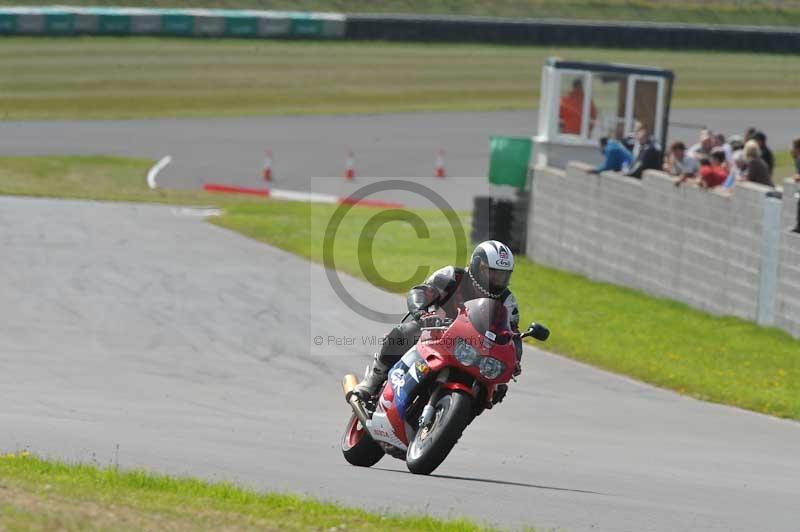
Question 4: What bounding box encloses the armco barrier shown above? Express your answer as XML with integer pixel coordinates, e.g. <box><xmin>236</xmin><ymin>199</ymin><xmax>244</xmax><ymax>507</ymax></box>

<box><xmin>0</xmin><ymin>7</ymin><xmax>346</xmax><ymax>38</ymax></box>
<box><xmin>1</xmin><ymin>7</ymin><xmax>800</xmax><ymax>52</ymax></box>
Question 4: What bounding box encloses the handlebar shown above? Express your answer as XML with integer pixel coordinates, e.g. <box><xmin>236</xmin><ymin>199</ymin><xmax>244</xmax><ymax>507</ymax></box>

<box><xmin>419</xmin><ymin>316</ymin><xmax>453</xmax><ymax>330</ymax></box>
<box><xmin>417</xmin><ymin>309</ymin><xmax>549</xmax><ymax>343</ymax></box>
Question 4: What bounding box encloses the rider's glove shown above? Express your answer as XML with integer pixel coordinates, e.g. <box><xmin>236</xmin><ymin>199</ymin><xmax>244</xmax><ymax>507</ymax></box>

<box><xmin>418</xmin><ymin>311</ymin><xmax>443</xmax><ymax>328</ymax></box>
<box><xmin>411</xmin><ymin>307</ymin><xmax>429</xmax><ymax>320</ymax></box>
<box><xmin>492</xmin><ymin>384</ymin><xmax>509</xmax><ymax>405</ymax></box>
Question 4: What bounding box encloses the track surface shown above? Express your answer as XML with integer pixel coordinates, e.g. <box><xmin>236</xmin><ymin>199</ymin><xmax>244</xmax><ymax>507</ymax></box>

<box><xmin>1</xmin><ymin>109</ymin><xmax>797</xmax><ymax>209</ymax></box>
<box><xmin>2</xmin><ymin>197</ymin><xmax>798</xmax><ymax>531</ymax></box>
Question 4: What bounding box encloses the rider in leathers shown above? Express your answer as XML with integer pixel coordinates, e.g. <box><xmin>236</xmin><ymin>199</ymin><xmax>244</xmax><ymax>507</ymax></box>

<box><xmin>354</xmin><ymin>240</ymin><xmax>522</xmax><ymax>403</ymax></box>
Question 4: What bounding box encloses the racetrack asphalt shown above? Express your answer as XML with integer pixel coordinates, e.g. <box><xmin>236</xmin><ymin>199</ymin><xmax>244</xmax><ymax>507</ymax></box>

<box><xmin>1</xmin><ymin>196</ymin><xmax>798</xmax><ymax>531</ymax></box>
<box><xmin>1</xmin><ymin>108</ymin><xmax>797</xmax><ymax>210</ymax></box>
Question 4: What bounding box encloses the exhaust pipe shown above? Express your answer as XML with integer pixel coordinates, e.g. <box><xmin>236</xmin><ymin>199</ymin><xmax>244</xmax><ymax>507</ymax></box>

<box><xmin>342</xmin><ymin>374</ymin><xmax>370</xmax><ymax>428</ymax></box>
<box><xmin>342</xmin><ymin>374</ymin><xmax>358</xmax><ymax>400</ymax></box>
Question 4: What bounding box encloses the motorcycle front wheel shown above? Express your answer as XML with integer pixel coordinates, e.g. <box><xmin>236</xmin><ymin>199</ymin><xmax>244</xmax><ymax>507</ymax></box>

<box><xmin>406</xmin><ymin>390</ymin><xmax>474</xmax><ymax>475</ymax></box>
<box><xmin>341</xmin><ymin>413</ymin><xmax>384</xmax><ymax>467</ymax></box>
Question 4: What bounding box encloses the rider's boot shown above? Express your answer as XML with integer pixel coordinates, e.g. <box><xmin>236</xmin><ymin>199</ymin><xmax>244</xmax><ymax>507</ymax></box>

<box><xmin>353</xmin><ymin>354</ymin><xmax>389</xmax><ymax>399</ymax></box>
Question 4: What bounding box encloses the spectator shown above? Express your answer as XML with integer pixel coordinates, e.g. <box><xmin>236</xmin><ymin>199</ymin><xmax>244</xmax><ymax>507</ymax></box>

<box><xmin>698</xmin><ymin>150</ymin><xmax>728</xmax><ymax>189</ymax></box>
<box><xmin>729</xmin><ymin>134</ymin><xmax>745</xmax><ymax>152</ymax></box>
<box><xmin>713</xmin><ymin>133</ymin><xmax>733</xmax><ymax>162</ymax></box>
<box><xmin>745</xmin><ymin>127</ymin><xmax>757</xmax><ymax>142</ymax></box>
<box><xmin>688</xmin><ymin>129</ymin><xmax>713</xmax><ymax>160</ymax></box>
<box><xmin>728</xmin><ymin>149</ymin><xmax>747</xmax><ymax>185</ymax></box>
<box><xmin>742</xmin><ymin>140</ymin><xmax>774</xmax><ymax>187</ymax></box>
<box><xmin>590</xmin><ymin>137</ymin><xmax>632</xmax><ymax>174</ymax></box>
<box><xmin>626</xmin><ymin>123</ymin><xmax>661</xmax><ymax>179</ymax></box>
<box><xmin>559</xmin><ymin>78</ymin><xmax>596</xmax><ymax>135</ymax></box>
<box><xmin>792</xmin><ymin>137</ymin><xmax>800</xmax><ymax>233</ymax></box>
<box><xmin>753</xmin><ymin>131</ymin><xmax>775</xmax><ymax>177</ymax></box>
<box><xmin>665</xmin><ymin>141</ymin><xmax>699</xmax><ymax>186</ymax></box>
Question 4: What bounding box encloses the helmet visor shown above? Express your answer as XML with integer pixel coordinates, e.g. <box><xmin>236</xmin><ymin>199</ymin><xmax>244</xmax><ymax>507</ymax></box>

<box><xmin>487</xmin><ymin>268</ymin><xmax>511</xmax><ymax>293</ymax></box>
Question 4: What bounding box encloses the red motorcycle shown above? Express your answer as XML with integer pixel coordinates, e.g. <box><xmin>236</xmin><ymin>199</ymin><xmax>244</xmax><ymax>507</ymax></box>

<box><xmin>341</xmin><ymin>298</ymin><xmax>549</xmax><ymax>475</ymax></box>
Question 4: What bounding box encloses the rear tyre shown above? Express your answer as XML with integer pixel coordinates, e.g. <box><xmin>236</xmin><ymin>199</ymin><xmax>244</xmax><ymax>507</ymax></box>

<box><xmin>406</xmin><ymin>390</ymin><xmax>474</xmax><ymax>475</ymax></box>
<box><xmin>341</xmin><ymin>414</ymin><xmax>384</xmax><ymax>467</ymax></box>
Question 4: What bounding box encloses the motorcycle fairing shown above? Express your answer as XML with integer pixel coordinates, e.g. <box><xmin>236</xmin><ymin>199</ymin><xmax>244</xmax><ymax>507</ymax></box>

<box><xmin>387</xmin><ymin>347</ymin><xmax>434</xmax><ymax>421</ymax></box>
<box><xmin>366</xmin><ymin>348</ymin><xmax>433</xmax><ymax>449</ymax></box>
<box><xmin>367</xmin><ymin>410</ymin><xmax>408</xmax><ymax>450</ymax></box>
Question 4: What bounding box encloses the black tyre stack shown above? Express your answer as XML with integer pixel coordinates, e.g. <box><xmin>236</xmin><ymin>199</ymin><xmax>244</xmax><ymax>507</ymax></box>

<box><xmin>470</xmin><ymin>195</ymin><xmax>528</xmax><ymax>253</ymax></box>
<box><xmin>470</xmin><ymin>196</ymin><xmax>493</xmax><ymax>244</ymax></box>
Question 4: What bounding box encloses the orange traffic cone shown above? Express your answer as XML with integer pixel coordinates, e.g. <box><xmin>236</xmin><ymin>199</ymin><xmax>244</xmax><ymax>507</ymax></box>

<box><xmin>262</xmin><ymin>149</ymin><xmax>273</xmax><ymax>182</ymax></box>
<box><xmin>435</xmin><ymin>149</ymin><xmax>446</xmax><ymax>178</ymax></box>
<box><xmin>344</xmin><ymin>149</ymin><xmax>355</xmax><ymax>180</ymax></box>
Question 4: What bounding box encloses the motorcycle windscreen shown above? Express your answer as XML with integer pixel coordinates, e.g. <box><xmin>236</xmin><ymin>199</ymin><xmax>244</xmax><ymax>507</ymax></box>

<box><xmin>464</xmin><ymin>298</ymin><xmax>512</xmax><ymax>344</ymax></box>
<box><xmin>386</xmin><ymin>347</ymin><xmax>433</xmax><ymax>421</ymax></box>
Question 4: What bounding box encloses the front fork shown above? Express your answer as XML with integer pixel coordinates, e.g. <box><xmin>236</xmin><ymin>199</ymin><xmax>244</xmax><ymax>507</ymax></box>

<box><xmin>417</xmin><ymin>369</ymin><xmax>492</xmax><ymax>429</ymax></box>
<box><xmin>418</xmin><ymin>387</ymin><xmax>441</xmax><ymax>429</ymax></box>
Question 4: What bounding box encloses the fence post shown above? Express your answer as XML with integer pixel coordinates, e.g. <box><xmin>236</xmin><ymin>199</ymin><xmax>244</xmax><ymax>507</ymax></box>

<box><xmin>757</xmin><ymin>193</ymin><xmax>783</xmax><ymax>326</ymax></box>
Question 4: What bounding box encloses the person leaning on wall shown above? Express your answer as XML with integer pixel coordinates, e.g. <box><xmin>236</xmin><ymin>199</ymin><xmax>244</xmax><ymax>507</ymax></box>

<box><xmin>753</xmin><ymin>131</ymin><xmax>775</xmax><ymax>177</ymax></box>
<box><xmin>665</xmin><ymin>140</ymin><xmax>699</xmax><ymax>186</ymax></box>
<box><xmin>588</xmin><ymin>136</ymin><xmax>632</xmax><ymax>174</ymax></box>
<box><xmin>742</xmin><ymin>140</ymin><xmax>774</xmax><ymax>188</ymax></box>
<box><xmin>625</xmin><ymin>122</ymin><xmax>662</xmax><ymax>179</ymax></box>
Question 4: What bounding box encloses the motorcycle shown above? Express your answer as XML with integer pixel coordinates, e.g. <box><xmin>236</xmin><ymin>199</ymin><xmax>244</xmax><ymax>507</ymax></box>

<box><xmin>340</xmin><ymin>297</ymin><xmax>549</xmax><ymax>475</ymax></box>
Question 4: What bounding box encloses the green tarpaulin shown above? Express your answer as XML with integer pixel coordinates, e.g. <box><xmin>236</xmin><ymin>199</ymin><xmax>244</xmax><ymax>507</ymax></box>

<box><xmin>488</xmin><ymin>136</ymin><xmax>532</xmax><ymax>189</ymax></box>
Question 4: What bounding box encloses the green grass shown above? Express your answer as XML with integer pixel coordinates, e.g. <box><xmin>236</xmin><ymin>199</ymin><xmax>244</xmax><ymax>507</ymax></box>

<box><xmin>0</xmin><ymin>155</ymin><xmax>259</xmax><ymax>206</ymax></box>
<box><xmin>2</xmin><ymin>155</ymin><xmax>799</xmax><ymax>421</ymax></box>
<box><xmin>5</xmin><ymin>0</ymin><xmax>800</xmax><ymax>27</ymax></box>
<box><xmin>774</xmin><ymin>150</ymin><xmax>797</xmax><ymax>181</ymax></box>
<box><xmin>0</xmin><ymin>453</ymin><xmax>490</xmax><ymax>531</ymax></box>
<box><xmin>1</xmin><ymin>37</ymin><xmax>799</xmax><ymax>121</ymax></box>
<box><xmin>214</xmin><ymin>200</ymin><xmax>800</xmax><ymax>420</ymax></box>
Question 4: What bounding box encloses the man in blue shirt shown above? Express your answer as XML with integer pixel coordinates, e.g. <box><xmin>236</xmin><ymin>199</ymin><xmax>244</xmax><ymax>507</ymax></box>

<box><xmin>591</xmin><ymin>137</ymin><xmax>632</xmax><ymax>174</ymax></box>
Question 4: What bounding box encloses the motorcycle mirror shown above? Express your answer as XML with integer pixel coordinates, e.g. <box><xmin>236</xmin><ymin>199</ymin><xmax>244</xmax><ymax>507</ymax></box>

<box><xmin>523</xmin><ymin>322</ymin><xmax>550</xmax><ymax>342</ymax></box>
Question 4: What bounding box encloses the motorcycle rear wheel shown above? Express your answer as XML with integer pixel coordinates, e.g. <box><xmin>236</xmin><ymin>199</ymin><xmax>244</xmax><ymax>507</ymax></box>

<box><xmin>341</xmin><ymin>413</ymin><xmax>384</xmax><ymax>467</ymax></box>
<box><xmin>406</xmin><ymin>390</ymin><xmax>474</xmax><ymax>475</ymax></box>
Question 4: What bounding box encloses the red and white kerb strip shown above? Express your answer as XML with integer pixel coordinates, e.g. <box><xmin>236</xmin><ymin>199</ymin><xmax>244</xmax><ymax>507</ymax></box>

<box><xmin>202</xmin><ymin>183</ymin><xmax>403</xmax><ymax>209</ymax></box>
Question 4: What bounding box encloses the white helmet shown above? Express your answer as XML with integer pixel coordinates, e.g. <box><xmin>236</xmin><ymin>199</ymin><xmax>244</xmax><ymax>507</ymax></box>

<box><xmin>467</xmin><ymin>240</ymin><xmax>514</xmax><ymax>297</ymax></box>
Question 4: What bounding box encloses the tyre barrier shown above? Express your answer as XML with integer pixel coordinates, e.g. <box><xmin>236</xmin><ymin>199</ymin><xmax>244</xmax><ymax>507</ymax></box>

<box><xmin>1</xmin><ymin>7</ymin><xmax>798</xmax><ymax>52</ymax></box>
<box><xmin>345</xmin><ymin>14</ymin><xmax>800</xmax><ymax>53</ymax></box>
<box><xmin>0</xmin><ymin>7</ymin><xmax>345</xmax><ymax>38</ymax></box>
<box><xmin>471</xmin><ymin>196</ymin><xmax>526</xmax><ymax>253</ymax></box>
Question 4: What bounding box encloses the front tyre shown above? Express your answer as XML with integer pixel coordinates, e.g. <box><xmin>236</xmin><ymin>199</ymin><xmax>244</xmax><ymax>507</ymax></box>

<box><xmin>406</xmin><ymin>390</ymin><xmax>474</xmax><ymax>475</ymax></box>
<box><xmin>341</xmin><ymin>414</ymin><xmax>384</xmax><ymax>467</ymax></box>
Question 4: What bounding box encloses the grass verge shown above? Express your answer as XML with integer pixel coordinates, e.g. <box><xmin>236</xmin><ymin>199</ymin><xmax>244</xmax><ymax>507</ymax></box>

<box><xmin>5</xmin><ymin>0</ymin><xmax>800</xmax><ymax>27</ymax></box>
<box><xmin>0</xmin><ymin>453</ymin><xmax>489</xmax><ymax>531</ymax></box>
<box><xmin>1</xmin><ymin>37</ymin><xmax>799</xmax><ymax>120</ymax></box>
<box><xmin>2</xmin><ymin>155</ymin><xmax>798</xmax><ymax>421</ymax></box>
<box><xmin>0</xmin><ymin>155</ymin><xmax>255</xmax><ymax>206</ymax></box>
<box><xmin>214</xmin><ymin>200</ymin><xmax>800</xmax><ymax>420</ymax></box>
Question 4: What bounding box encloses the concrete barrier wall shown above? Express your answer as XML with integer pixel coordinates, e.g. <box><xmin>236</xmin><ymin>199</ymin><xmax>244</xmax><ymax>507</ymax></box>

<box><xmin>776</xmin><ymin>180</ymin><xmax>800</xmax><ymax>337</ymax></box>
<box><xmin>526</xmin><ymin>163</ymin><xmax>800</xmax><ymax>337</ymax></box>
<box><xmin>0</xmin><ymin>7</ymin><xmax>346</xmax><ymax>38</ymax></box>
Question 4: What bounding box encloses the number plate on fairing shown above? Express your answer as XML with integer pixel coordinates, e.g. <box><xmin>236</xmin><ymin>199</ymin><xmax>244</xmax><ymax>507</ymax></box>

<box><xmin>388</xmin><ymin>348</ymin><xmax>433</xmax><ymax>420</ymax></box>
